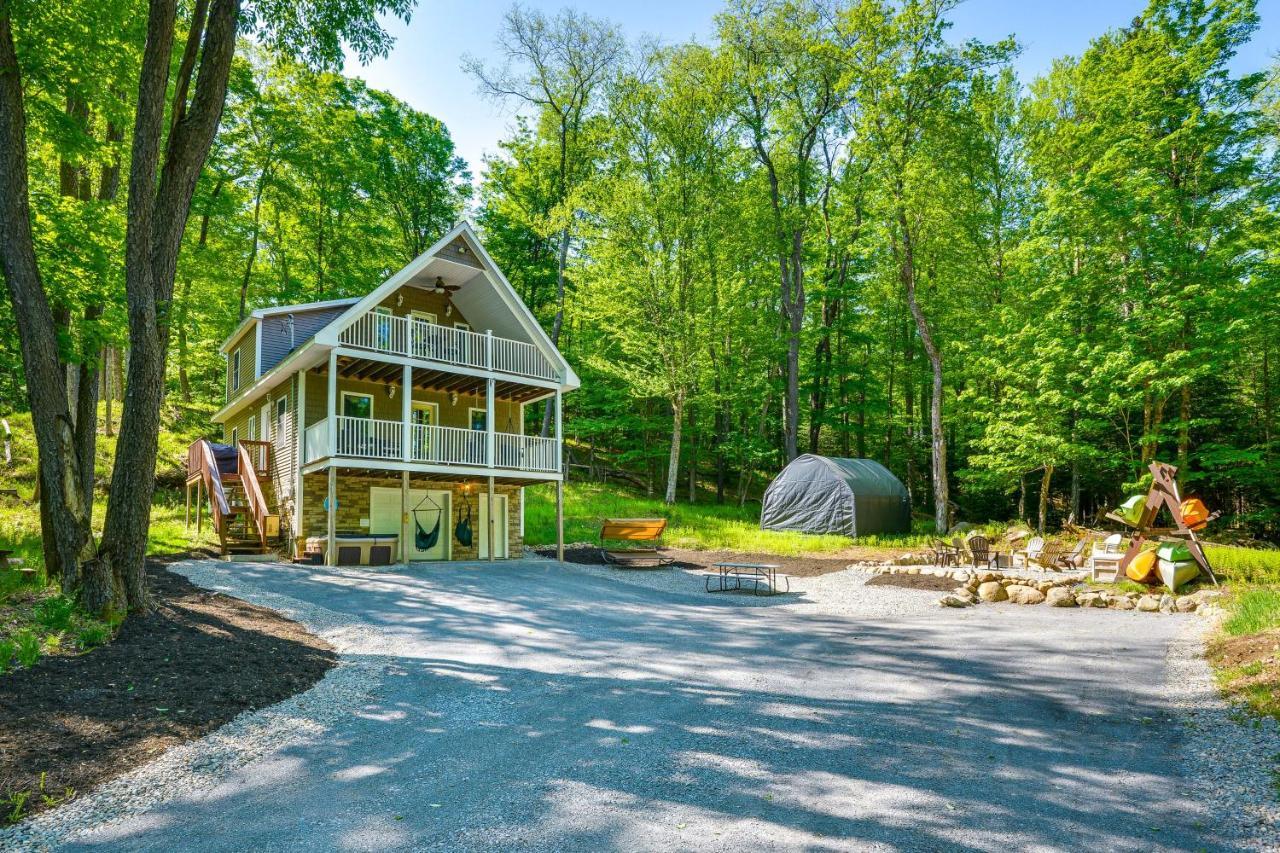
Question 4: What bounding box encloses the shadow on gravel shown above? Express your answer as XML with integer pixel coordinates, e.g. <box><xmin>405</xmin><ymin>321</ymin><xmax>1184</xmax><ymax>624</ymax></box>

<box><xmin>66</xmin><ymin>559</ymin><xmax>1215</xmax><ymax>853</ymax></box>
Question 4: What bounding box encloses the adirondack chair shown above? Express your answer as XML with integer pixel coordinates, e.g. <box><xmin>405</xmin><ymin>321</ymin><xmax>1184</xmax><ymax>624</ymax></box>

<box><xmin>1057</xmin><ymin>537</ymin><xmax>1090</xmax><ymax>571</ymax></box>
<box><xmin>930</xmin><ymin>539</ymin><xmax>959</xmax><ymax>567</ymax></box>
<box><xmin>599</xmin><ymin>518</ymin><xmax>675</xmax><ymax>569</ymax></box>
<box><xmin>1010</xmin><ymin>536</ymin><xmax>1045</xmax><ymax>569</ymax></box>
<box><xmin>965</xmin><ymin>535</ymin><xmax>1000</xmax><ymax>569</ymax></box>
<box><xmin>1032</xmin><ymin>540</ymin><xmax>1064</xmax><ymax>571</ymax></box>
<box><xmin>1089</xmin><ymin>533</ymin><xmax>1125</xmax><ymax>581</ymax></box>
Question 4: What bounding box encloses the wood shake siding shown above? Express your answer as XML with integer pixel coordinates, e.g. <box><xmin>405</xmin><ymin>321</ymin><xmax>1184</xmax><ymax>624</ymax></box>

<box><xmin>440</xmin><ymin>236</ymin><xmax>484</xmax><ymax>270</ymax></box>
<box><xmin>259</xmin><ymin>306</ymin><xmax>350</xmax><ymax>374</ymax></box>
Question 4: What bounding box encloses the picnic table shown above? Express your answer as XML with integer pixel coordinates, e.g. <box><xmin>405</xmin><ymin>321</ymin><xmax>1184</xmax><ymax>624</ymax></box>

<box><xmin>705</xmin><ymin>562</ymin><xmax>789</xmax><ymax>596</ymax></box>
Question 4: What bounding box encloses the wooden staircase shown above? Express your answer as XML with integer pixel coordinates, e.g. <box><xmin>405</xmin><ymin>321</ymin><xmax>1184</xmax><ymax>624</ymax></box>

<box><xmin>186</xmin><ymin>438</ymin><xmax>277</xmax><ymax>558</ymax></box>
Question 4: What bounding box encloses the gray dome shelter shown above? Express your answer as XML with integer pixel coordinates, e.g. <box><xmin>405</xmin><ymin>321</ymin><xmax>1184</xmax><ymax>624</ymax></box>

<box><xmin>760</xmin><ymin>455</ymin><xmax>910</xmax><ymax>537</ymax></box>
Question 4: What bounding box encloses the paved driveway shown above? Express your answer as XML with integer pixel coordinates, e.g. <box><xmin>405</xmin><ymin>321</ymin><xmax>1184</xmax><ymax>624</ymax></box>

<box><xmin>65</xmin><ymin>560</ymin><xmax>1216</xmax><ymax>852</ymax></box>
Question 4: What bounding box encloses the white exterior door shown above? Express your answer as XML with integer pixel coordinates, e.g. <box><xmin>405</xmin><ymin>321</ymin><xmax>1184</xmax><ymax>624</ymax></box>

<box><xmin>478</xmin><ymin>493</ymin><xmax>509</xmax><ymax>559</ymax></box>
<box><xmin>369</xmin><ymin>486</ymin><xmax>450</xmax><ymax>561</ymax></box>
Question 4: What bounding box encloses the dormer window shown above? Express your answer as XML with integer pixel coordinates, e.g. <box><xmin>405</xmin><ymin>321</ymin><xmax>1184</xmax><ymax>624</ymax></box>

<box><xmin>231</xmin><ymin>349</ymin><xmax>241</xmax><ymax>391</ymax></box>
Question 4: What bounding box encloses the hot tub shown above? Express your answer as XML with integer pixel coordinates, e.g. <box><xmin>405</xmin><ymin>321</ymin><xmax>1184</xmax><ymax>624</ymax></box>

<box><xmin>304</xmin><ymin>533</ymin><xmax>399</xmax><ymax>566</ymax></box>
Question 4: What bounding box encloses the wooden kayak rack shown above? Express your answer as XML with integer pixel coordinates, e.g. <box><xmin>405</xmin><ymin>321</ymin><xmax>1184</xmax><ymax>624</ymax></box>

<box><xmin>1102</xmin><ymin>461</ymin><xmax>1218</xmax><ymax>587</ymax></box>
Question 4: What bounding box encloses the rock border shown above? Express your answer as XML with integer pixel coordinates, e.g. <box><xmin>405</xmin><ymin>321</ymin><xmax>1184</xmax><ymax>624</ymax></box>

<box><xmin>850</xmin><ymin>563</ymin><xmax>1225</xmax><ymax>616</ymax></box>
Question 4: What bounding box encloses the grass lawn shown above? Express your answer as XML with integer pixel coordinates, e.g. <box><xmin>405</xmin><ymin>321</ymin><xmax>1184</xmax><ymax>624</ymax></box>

<box><xmin>523</xmin><ymin>480</ymin><xmax>1003</xmax><ymax>557</ymax></box>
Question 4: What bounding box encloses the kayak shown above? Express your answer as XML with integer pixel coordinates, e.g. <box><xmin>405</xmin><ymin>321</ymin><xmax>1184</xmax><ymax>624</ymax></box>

<box><xmin>1158</xmin><ymin>559</ymin><xmax>1199</xmax><ymax>593</ymax></box>
<box><xmin>1126</xmin><ymin>549</ymin><xmax>1159</xmax><ymax>583</ymax></box>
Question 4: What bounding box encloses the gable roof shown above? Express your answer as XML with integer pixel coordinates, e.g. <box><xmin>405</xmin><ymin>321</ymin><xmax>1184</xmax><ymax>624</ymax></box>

<box><xmin>218</xmin><ymin>298</ymin><xmax>361</xmax><ymax>355</ymax></box>
<box><xmin>313</xmin><ymin>220</ymin><xmax>579</xmax><ymax>389</ymax></box>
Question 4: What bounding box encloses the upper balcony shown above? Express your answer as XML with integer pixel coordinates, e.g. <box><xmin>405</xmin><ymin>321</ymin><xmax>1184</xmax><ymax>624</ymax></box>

<box><xmin>339</xmin><ymin>313</ymin><xmax>558</xmax><ymax>383</ymax></box>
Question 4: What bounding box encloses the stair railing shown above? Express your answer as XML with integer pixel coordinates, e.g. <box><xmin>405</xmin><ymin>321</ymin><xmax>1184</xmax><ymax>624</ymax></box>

<box><xmin>237</xmin><ymin>441</ymin><xmax>271</xmax><ymax>552</ymax></box>
<box><xmin>190</xmin><ymin>439</ymin><xmax>231</xmax><ymax>549</ymax></box>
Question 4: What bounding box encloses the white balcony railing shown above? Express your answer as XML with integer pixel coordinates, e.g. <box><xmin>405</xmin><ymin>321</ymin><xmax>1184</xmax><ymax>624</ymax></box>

<box><xmin>334</xmin><ymin>415</ymin><xmax>403</xmax><ymax>460</ymax></box>
<box><xmin>339</xmin><ymin>313</ymin><xmax>557</xmax><ymax>382</ymax></box>
<box><xmin>303</xmin><ymin>417</ymin><xmax>560</xmax><ymax>475</ymax></box>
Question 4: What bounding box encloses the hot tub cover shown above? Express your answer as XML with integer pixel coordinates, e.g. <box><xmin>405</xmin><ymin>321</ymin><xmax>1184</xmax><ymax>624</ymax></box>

<box><xmin>760</xmin><ymin>455</ymin><xmax>910</xmax><ymax>538</ymax></box>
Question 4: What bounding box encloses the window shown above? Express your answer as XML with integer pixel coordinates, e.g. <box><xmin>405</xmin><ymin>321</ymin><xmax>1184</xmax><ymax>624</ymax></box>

<box><xmin>469</xmin><ymin>407</ymin><xmax>487</xmax><ymax>431</ymax></box>
<box><xmin>231</xmin><ymin>349</ymin><xmax>241</xmax><ymax>391</ymax></box>
<box><xmin>409</xmin><ymin>310</ymin><xmax>437</xmax><ymax>358</ymax></box>
<box><xmin>275</xmin><ymin>396</ymin><xmax>288</xmax><ymax>428</ymax></box>
<box><xmin>247</xmin><ymin>414</ymin><xmax>257</xmax><ymax>441</ymax></box>
<box><xmin>454</xmin><ymin>321</ymin><xmax>471</xmax><ymax>332</ymax></box>
<box><xmin>230</xmin><ymin>427</ymin><xmax>239</xmax><ymax>446</ymax></box>
<box><xmin>341</xmin><ymin>391</ymin><xmax>373</xmax><ymax>419</ymax></box>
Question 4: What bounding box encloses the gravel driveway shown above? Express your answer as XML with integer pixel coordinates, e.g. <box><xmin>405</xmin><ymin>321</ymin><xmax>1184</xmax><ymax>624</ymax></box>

<box><xmin>9</xmin><ymin>558</ymin><xmax>1263</xmax><ymax>851</ymax></box>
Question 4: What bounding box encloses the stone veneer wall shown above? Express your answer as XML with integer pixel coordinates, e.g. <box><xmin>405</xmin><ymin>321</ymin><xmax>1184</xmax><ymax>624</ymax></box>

<box><xmin>299</xmin><ymin>472</ymin><xmax>523</xmax><ymax>561</ymax></box>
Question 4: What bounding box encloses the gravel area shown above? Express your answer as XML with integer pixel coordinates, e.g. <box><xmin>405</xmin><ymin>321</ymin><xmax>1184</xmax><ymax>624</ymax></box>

<box><xmin>1165</xmin><ymin>617</ymin><xmax>1280</xmax><ymax>851</ymax></box>
<box><xmin>7</xmin><ymin>556</ymin><xmax>1279</xmax><ymax>851</ymax></box>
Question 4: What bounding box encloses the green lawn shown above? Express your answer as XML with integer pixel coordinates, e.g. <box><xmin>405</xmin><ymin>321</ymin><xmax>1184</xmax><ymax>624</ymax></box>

<box><xmin>523</xmin><ymin>481</ymin><xmax>1001</xmax><ymax>557</ymax></box>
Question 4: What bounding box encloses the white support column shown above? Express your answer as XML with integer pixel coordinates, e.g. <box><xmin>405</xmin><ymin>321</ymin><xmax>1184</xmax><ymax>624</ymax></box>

<box><xmin>401</xmin><ymin>469</ymin><xmax>410</xmax><ymax>564</ymax></box>
<box><xmin>487</xmin><ymin>475</ymin><xmax>495</xmax><ymax>562</ymax></box>
<box><xmin>326</xmin><ymin>466</ymin><xmax>337</xmax><ymax>565</ymax></box>
<box><xmin>555</xmin><ymin>384</ymin><xmax>564</xmax><ymax>562</ymax></box>
<box><xmin>485</xmin><ymin>331</ymin><xmax>495</xmax><ymax>468</ymax></box>
<box><xmin>295</xmin><ymin>370</ymin><xmax>307</xmax><ymax>549</ymax></box>
<box><xmin>327</xmin><ymin>350</ymin><xmax>338</xmax><ymax>457</ymax></box>
<box><xmin>401</xmin><ymin>362</ymin><xmax>412</xmax><ymax>462</ymax></box>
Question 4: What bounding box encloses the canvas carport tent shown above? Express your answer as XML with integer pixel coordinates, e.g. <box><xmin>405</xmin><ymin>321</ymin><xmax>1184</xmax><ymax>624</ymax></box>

<box><xmin>760</xmin><ymin>455</ymin><xmax>910</xmax><ymax>538</ymax></box>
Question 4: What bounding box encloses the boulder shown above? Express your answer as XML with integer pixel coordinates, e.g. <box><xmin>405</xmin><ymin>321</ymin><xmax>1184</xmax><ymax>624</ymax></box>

<box><xmin>1174</xmin><ymin>595</ymin><xmax>1198</xmax><ymax>613</ymax></box>
<box><xmin>1007</xmin><ymin>585</ymin><xmax>1046</xmax><ymax>605</ymax></box>
<box><xmin>1109</xmin><ymin>596</ymin><xmax>1135</xmax><ymax>610</ymax></box>
<box><xmin>1075</xmin><ymin>592</ymin><xmax>1105</xmax><ymax>608</ymax></box>
<box><xmin>1036</xmin><ymin>581</ymin><xmax>1055</xmax><ymax>594</ymax></box>
<box><xmin>1045</xmin><ymin>587</ymin><xmax>1077</xmax><ymax>607</ymax></box>
<box><xmin>977</xmin><ymin>572</ymin><xmax>998</xmax><ymax>584</ymax></box>
<box><xmin>977</xmin><ymin>581</ymin><xmax>1008</xmax><ymax>603</ymax></box>
<box><xmin>939</xmin><ymin>594</ymin><xmax>975</xmax><ymax>608</ymax></box>
<box><xmin>1159</xmin><ymin>594</ymin><xmax>1176</xmax><ymax>614</ymax></box>
<box><xmin>1136</xmin><ymin>595</ymin><xmax>1161</xmax><ymax>612</ymax></box>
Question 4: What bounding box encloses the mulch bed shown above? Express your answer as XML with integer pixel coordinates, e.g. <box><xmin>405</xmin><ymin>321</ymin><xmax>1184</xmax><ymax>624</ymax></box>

<box><xmin>864</xmin><ymin>572</ymin><xmax>959</xmax><ymax>592</ymax></box>
<box><xmin>0</xmin><ymin>560</ymin><xmax>336</xmax><ymax>824</ymax></box>
<box><xmin>535</xmin><ymin>545</ymin><xmax>855</xmax><ymax>578</ymax></box>
<box><xmin>1206</xmin><ymin>627</ymin><xmax>1280</xmax><ymax>718</ymax></box>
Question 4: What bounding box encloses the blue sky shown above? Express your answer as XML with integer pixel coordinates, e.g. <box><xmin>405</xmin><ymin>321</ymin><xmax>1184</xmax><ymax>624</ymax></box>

<box><xmin>343</xmin><ymin>0</ymin><xmax>1280</xmax><ymax>180</ymax></box>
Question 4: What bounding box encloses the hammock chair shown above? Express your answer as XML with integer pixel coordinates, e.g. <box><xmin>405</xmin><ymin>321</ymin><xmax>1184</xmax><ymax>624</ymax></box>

<box><xmin>412</xmin><ymin>493</ymin><xmax>442</xmax><ymax>552</ymax></box>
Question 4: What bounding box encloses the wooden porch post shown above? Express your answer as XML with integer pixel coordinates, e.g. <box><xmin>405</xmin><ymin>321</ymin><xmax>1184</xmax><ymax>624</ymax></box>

<box><xmin>327</xmin><ymin>350</ymin><xmax>338</xmax><ymax>457</ymax></box>
<box><xmin>555</xmin><ymin>386</ymin><xmax>564</xmax><ymax>562</ymax></box>
<box><xmin>185</xmin><ymin>480</ymin><xmax>191</xmax><ymax>531</ymax></box>
<box><xmin>196</xmin><ymin>477</ymin><xmax>203</xmax><ymax>536</ymax></box>
<box><xmin>487</xmin><ymin>475</ymin><xmax>495</xmax><ymax>562</ymax></box>
<box><xmin>326</xmin><ymin>466</ymin><xmax>337</xmax><ymax>565</ymax></box>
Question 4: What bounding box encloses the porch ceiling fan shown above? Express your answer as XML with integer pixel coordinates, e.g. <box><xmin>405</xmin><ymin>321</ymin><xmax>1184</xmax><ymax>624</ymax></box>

<box><xmin>430</xmin><ymin>275</ymin><xmax>461</xmax><ymax>296</ymax></box>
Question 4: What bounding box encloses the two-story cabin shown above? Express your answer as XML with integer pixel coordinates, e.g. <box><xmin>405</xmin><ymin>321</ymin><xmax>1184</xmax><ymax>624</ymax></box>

<box><xmin>186</xmin><ymin>222</ymin><xmax>576</xmax><ymax>565</ymax></box>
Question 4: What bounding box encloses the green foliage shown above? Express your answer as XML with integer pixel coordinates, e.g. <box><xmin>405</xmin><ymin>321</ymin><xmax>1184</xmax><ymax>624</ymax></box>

<box><xmin>32</xmin><ymin>596</ymin><xmax>75</xmax><ymax>632</ymax></box>
<box><xmin>0</xmin><ymin>640</ymin><xmax>15</xmax><ymax>675</ymax></box>
<box><xmin>75</xmin><ymin>621</ymin><xmax>112</xmax><ymax>650</ymax></box>
<box><xmin>1223</xmin><ymin>588</ymin><xmax>1280</xmax><ymax>636</ymax></box>
<box><xmin>13</xmin><ymin>631</ymin><xmax>41</xmax><ymax>668</ymax></box>
<box><xmin>1208</xmin><ymin>545</ymin><xmax>1280</xmax><ymax>586</ymax></box>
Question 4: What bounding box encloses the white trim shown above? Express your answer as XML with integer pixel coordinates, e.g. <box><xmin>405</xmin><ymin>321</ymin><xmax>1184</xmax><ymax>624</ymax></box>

<box><xmin>231</xmin><ymin>349</ymin><xmax>241</xmax><ymax>392</ymax></box>
<box><xmin>453</xmin><ymin>321</ymin><xmax>471</xmax><ymax>332</ymax></box>
<box><xmin>312</xmin><ymin>222</ymin><xmax>577</xmax><ymax>389</ymax></box>
<box><xmin>247</xmin><ymin>414</ymin><xmax>258</xmax><ymax>441</ymax></box>
<box><xmin>254</xmin><ymin>321</ymin><xmax>263</xmax><ymax>379</ymax></box>
<box><xmin>340</xmin><ymin>390</ymin><xmax>374</xmax><ymax>419</ymax></box>
<box><xmin>467</xmin><ymin>407</ymin><xmax>487</xmax><ymax>431</ymax></box>
<box><xmin>409</xmin><ymin>309</ymin><xmax>437</xmax><ymax>325</ymax></box>
<box><xmin>300</xmin><ymin>457</ymin><xmax>562</xmax><ymax>481</ymax></box>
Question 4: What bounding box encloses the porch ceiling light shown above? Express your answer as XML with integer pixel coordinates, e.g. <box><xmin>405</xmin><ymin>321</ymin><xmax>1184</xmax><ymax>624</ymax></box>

<box><xmin>449</xmin><ymin>391</ymin><xmax>458</xmax><ymax>406</ymax></box>
<box><xmin>386</xmin><ymin>383</ymin><xmax>396</xmax><ymax>399</ymax></box>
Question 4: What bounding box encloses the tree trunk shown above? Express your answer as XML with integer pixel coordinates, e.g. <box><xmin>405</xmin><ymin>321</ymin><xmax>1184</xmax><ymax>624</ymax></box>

<box><xmin>92</xmin><ymin>0</ymin><xmax>241</xmax><ymax>615</ymax></box>
<box><xmin>898</xmin><ymin>211</ymin><xmax>947</xmax><ymax>532</ymax></box>
<box><xmin>1037</xmin><ymin>464</ymin><xmax>1054</xmax><ymax>534</ymax></box>
<box><xmin>0</xmin><ymin>15</ymin><xmax>93</xmax><ymax>594</ymax></box>
<box><xmin>664</xmin><ymin>391</ymin><xmax>684</xmax><ymax>505</ymax></box>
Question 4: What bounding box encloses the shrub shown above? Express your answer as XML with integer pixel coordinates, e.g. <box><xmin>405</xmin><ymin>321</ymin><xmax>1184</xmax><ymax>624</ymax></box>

<box><xmin>75</xmin><ymin>622</ymin><xmax>112</xmax><ymax>650</ymax></box>
<box><xmin>32</xmin><ymin>595</ymin><xmax>75</xmax><ymax>632</ymax></box>
<box><xmin>13</xmin><ymin>630</ymin><xmax>40</xmax><ymax>668</ymax></box>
